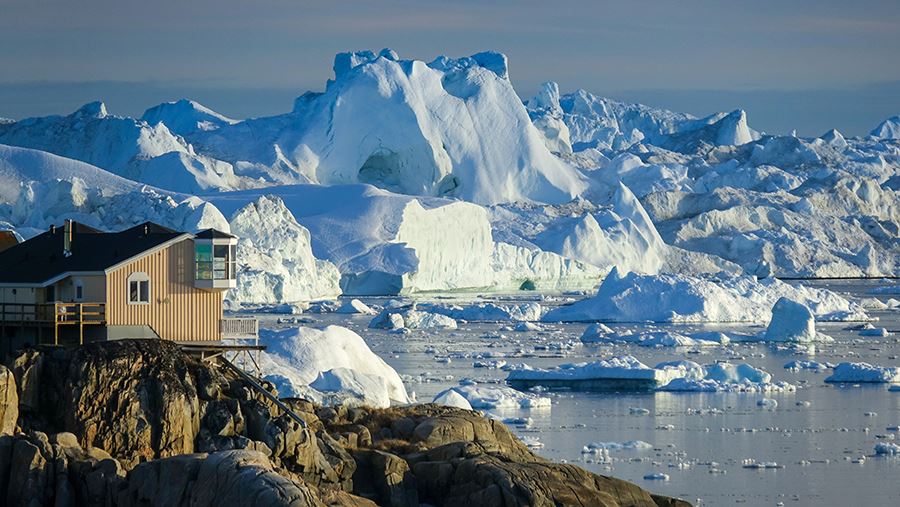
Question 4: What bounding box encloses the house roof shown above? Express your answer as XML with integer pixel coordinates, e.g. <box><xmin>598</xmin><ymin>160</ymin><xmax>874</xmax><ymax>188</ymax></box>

<box><xmin>0</xmin><ymin>221</ymin><xmax>186</xmax><ymax>285</ymax></box>
<box><xmin>0</xmin><ymin>230</ymin><xmax>19</xmax><ymax>253</ymax></box>
<box><xmin>194</xmin><ymin>228</ymin><xmax>236</xmax><ymax>240</ymax></box>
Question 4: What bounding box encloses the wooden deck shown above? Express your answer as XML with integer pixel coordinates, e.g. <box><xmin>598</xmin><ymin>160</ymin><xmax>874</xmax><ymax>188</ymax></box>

<box><xmin>0</xmin><ymin>302</ymin><xmax>106</xmax><ymax>345</ymax></box>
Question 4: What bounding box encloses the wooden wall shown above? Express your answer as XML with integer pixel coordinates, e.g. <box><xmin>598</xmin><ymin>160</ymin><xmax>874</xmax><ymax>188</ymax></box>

<box><xmin>106</xmin><ymin>239</ymin><xmax>222</xmax><ymax>342</ymax></box>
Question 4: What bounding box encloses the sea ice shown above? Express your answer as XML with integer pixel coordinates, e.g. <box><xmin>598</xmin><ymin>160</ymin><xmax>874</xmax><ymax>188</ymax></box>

<box><xmin>825</xmin><ymin>362</ymin><xmax>900</xmax><ymax>383</ymax></box>
<box><xmin>543</xmin><ymin>268</ymin><xmax>867</xmax><ymax>323</ymax></box>
<box><xmin>432</xmin><ymin>384</ymin><xmax>551</xmax><ymax>411</ymax></box>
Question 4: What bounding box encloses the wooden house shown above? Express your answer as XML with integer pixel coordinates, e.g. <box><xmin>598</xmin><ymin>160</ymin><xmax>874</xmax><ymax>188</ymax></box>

<box><xmin>0</xmin><ymin>220</ymin><xmax>257</xmax><ymax>351</ymax></box>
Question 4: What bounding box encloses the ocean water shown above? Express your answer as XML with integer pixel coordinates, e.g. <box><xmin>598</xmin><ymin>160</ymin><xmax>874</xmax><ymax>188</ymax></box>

<box><xmin>260</xmin><ymin>280</ymin><xmax>900</xmax><ymax>506</ymax></box>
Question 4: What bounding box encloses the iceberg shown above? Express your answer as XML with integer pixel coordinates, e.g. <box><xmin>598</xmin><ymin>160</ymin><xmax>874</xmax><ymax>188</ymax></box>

<box><xmin>432</xmin><ymin>384</ymin><xmax>551</xmax><ymax>410</ymax></box>
<box><xmin>825</xmin><ymin>363</ymin><xmax>900</xmax><ymax>384</ymax></box>
<box><xmin>188</xmin><ymin>50</ymin><xmax>587</xmax><ymax>205</ymax></box>
<box><xmin>543</xmin><ymin>268</ymin><xmax>867</xmax><ymax>323</ymax></box>
<box><xmin>257</xmin><ymin>326</ymin><xmax>410</xmax><ymax>407</ymax></box>
<box><xmin>507</xmin><ymin>355</ymin><xmax>685</xmax><ymax>391</ymax></box>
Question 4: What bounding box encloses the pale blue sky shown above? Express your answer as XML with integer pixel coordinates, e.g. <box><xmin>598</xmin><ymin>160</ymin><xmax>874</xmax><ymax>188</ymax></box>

<box><xmin>2</xmin><ymin>0</ymin><xmax>899</xmax><ymax>135</ymax></box>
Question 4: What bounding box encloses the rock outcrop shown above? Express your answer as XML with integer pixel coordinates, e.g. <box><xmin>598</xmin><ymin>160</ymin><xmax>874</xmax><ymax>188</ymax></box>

<box><xmin>1</xmin><ymin>340</ymin><xmax>688</xmax><ymax>507</ymax></box>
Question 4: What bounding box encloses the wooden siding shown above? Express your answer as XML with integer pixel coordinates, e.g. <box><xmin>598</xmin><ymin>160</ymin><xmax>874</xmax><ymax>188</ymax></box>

<box><xmin>106</xmin><ymin>239</ymin><xmax>222</xmax><ymax>342</ymax></box>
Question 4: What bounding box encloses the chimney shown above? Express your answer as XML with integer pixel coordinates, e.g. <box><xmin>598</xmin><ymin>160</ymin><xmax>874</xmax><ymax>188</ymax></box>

<box><xmin>63</xmin><ymin>219</ymin><xmax>74</xmax><ymax>257</ymax></box>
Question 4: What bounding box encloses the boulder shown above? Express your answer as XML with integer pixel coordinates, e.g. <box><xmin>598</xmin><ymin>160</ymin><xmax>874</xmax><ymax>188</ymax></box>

<box><xmin>0</xmin><ymin>365</ymin><xmax>17</xmax><ymax>435</ymax></box>
<box><xmin>118</xmin><ymin>450</ymin><xmax>322</xmax><ymax>507</ymax></box>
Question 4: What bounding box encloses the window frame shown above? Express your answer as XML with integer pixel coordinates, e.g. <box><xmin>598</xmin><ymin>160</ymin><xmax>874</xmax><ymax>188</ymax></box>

<box><xmin>127</xmin><ymin>272</ymin><xmax>151</xmax><ymax>305</ymax></box>
<box><xmin>74</xmin><ymin>279</ymin><xmax>84</xmax><ymax>301</ymax></box>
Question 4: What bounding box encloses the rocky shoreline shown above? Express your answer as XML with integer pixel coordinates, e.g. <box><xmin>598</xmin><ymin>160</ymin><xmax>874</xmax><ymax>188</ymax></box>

<box><xmin>0</xmin><ymin>340</ymin><xmax>689</xmax><ymax>506</ymax></box>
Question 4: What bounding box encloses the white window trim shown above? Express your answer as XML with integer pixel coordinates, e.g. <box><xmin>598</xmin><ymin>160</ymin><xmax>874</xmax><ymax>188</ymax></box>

<box><xmin>127</xmin><ymin>272</ymin><xmax>151</xmax><ymax>305</ymax></box>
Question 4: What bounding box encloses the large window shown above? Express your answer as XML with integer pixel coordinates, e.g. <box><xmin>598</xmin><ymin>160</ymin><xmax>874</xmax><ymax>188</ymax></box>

<box><xmin>195</xmin><ymin>243</ymin><xmax>235</xmax><ymax>280</ymax></box>
<box><xmin>127</xmin><ymin>272</ymin><xmax>150</xmax><ymax>304</ymax></box>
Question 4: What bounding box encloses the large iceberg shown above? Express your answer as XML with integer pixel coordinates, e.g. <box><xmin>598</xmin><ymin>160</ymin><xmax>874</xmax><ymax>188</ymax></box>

<box><xmin>0</xmin><ymin>103</ymin><xmax>251</xmax><ymax>193</ymax></box>
<box><xmin>208</xmin><ymin>183</ymin><xmax>601</xmax><ymax>295</ymax></box>
<box><xmin>542</xmin><ymin>268</ymin><xmax>867</xmax><ymax>323</ymax></box>
<box><xmin>187</xmin><ymin>49</ymin><xmax>587</xmax><ymax>205</ymax></box>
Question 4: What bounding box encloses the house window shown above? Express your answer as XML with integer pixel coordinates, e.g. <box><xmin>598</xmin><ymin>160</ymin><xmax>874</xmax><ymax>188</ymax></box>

<box><xmin>45</xmin><ymin>286</ymin><xmax>55</xmax><ymax>303</ymax></box>
<box><xmin>74</xmin><ymin>280</ymin><xmax>84</xmax><ymax>301</ymax></box>
<box><xmin>127</xmin><ymin>272</ymin><xmax>150</xmax><ymax>304</ymax></box>
<box><xmin>195</xmin><ymin>242</ymin><xmax>235</xmax><ymax>280</ymax></box>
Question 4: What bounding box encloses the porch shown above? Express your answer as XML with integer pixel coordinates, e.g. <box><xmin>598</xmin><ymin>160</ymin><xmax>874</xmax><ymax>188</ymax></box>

<box><xmin>0</xmin><ymin>302</ymin><xmax>106</xmax><ymax>345</ymax></box>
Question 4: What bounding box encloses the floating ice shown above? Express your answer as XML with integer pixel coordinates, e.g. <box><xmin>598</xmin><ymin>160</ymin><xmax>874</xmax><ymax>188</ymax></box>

<box><xmin>369</xmin><ymin>306</ymin><xmax>458</xmax><ymax>330</ymax></box>
<box><xmin>784</xmin><ymin>360</ymin><xmax>829</xmax><ymax>371</ymax></box>
<box><xmin>875</xmin><ymin>442</ymin><xmax>900</xmax><ymax>456</ymax></box>
<box><xmin>543</xmin><ymin>269</ymin><xmax>867</xmax><ymax>323</ymax></box>
<box><xmin>764</xmin><ymin>298</ymin><xmax>825</xmax><ymax>343</ymax></box>
<box><xmin>585</xmin><ymin>440</ymin><xmax>653</xmax><ymax>451</ymax></box>
<box><xmin>432</xmin><ymin>389</ymin><xmax>474</xmax><ymax>410</ymax></box>
<box><xmin>432</xmin><ymin>384</ymin><xmax>551</xmax><ymax>411</ymax></box>
<box><xmin>643</xmin><ymin>473</ymin><xmax>670</xmax><ymax>481</ymax></box>
<box><xmin>825</xmin><ymin>362</ymin><xmax>900</xmax><ymax>383</ymax></box>
<box><xmin>258</xmin><ymin>326</ymin><xmax>409</xmax><ymax>407</ymax></box>
<box><xmin>334</xmin><ymin>298</ymin><xmax>377</xmax><ymax>315</ymax></box>
<box><xmin>757</xmin><ymin>398</ymin><xmax>778</xmax><ymax>410</ymax></box>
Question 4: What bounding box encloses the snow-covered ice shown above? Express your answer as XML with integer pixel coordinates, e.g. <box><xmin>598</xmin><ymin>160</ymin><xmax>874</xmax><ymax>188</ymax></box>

<box><xmin>543</xmin><ymin>268</ymin><xmax>867</xmax><ymax>323</ymax></box>
<box><xmin>825</xmin><ymin>363</ymin><xmax>900</xmax><ymax>384</ymax></box>
<box><xmin>257</xmin><ymin>326</ymin><xmax>410</xmax><ymax>407</ymax></box>
<box><xmin>432</xmin><ymin>384</ymin><xmax>551</xmax><ymax>410</ymax></box>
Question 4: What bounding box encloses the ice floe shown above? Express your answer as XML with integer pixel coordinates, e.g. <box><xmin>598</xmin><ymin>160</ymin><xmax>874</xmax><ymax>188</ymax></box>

<box><xmin>432</xmin><ymin>384</ymin><xmax>551</xmax><ymax>411</ymax></box>
<box><xmin>825</xmin><ymin>362</ymin><xmax>900</xmax><ymax>383</ymax></box>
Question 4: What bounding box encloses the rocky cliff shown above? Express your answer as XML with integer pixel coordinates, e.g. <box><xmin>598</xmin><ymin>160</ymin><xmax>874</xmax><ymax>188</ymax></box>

<box><xmin>0</xmin><ymin>339</ymin><xmax>689</xmax><ymax>507</ymax></box>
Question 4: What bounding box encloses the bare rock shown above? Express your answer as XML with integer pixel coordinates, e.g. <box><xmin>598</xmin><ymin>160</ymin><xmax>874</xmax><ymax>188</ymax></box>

<box><xmin>0</xmin><ymin>365</ymin><xmax>17</xmax><ymax>435</ymax></box>
<box><xmin>118</xmin><ymin>450</ymin><xmax>322</xmax><ymax>507</ymax></box>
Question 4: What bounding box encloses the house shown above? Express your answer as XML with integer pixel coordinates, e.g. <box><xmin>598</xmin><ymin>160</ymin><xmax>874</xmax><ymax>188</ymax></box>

<box><xmin>0</xmin><ymin>220</ymin><xmax>257</xmax><ymax>351</ymax></box>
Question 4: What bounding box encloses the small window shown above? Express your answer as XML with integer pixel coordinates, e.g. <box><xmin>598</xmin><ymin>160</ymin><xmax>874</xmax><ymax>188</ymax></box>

<box><xmin>127</xmin><ymin>272</ymin><xmax>151</xmax><ymax>304</ymax></box>
<box><xmin>45</xmin><ymin>286</ymin><xmax>56</xmax><ymax>303</ymax></box>
<box><xmin>74</xmin><ymin>281</ymin><xmax>84</xmax><ymax>301</ymax></box>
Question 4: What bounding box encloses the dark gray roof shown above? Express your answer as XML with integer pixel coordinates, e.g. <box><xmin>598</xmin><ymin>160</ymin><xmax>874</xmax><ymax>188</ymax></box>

<box><xmin>194</xmin><ymin>228</ymin><xmax>235</xmax><ymax>240</ymax></box>
<box><xmin>0</xmin><ymin>222</ymin><xmax>184</xmax><ymax>285</ymax></box>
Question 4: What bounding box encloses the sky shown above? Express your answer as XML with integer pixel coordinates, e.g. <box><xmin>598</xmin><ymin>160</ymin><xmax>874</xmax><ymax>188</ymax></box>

<box><xmin>1</xmin><ymin>0</ymin><xmax>899</xmax><ymax>136</ymax></box>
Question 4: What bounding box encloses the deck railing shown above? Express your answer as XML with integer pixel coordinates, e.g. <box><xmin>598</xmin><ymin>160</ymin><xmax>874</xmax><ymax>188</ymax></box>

<box><xmin>0</xmin><ymin>302</ymin><xmax>106</xmax><ymax>324</ymax></box>
<box><xmin>220</xmin><ymin>317</ymin><xmax>259</xmax><ymax>339</ymax></box>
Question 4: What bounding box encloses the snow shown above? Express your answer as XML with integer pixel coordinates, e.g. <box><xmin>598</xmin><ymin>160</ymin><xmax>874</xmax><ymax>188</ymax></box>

<box><xmin>432</xmin><ymin>384</ymin><xmax>551</xmax><ymax>410</ymax></box>
<box><xmin>543</xmin><ymin>268</ymin><xmax>867</xmax><ymax>323</ymax></box>
<box><xmin>825</xmin><ymin>363</ymin><xmax>900</xmax><ymax>384</ymax></box>
<box><xmin>257</xmin><ymin>326</ymin><xmax>410</xmax><ymax>407</ymax></box>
